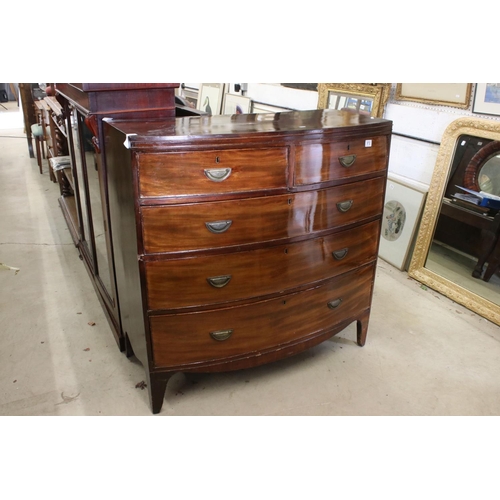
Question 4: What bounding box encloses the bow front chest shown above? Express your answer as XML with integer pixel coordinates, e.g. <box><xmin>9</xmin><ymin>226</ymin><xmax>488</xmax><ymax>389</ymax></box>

<box><xmin>103</xmin><ymin>109</ymin><xmax>392</xmax><ymax>413</ymax></box>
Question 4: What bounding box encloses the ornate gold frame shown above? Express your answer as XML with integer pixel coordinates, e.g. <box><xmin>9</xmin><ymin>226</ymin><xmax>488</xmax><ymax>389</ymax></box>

<box><xmin>317</xmin><ymin>83</ymin><xmax>391</xmax><ymax>118</ymax></box>
<box><xmin>395</xmin><ymin>83</ymin><xmax>472</xmax><ymax>109</ymax></box>
<box><xmin>408</xmin><ymin>117</ymin><xmax>500</xmax><ymax>326</ymax></box>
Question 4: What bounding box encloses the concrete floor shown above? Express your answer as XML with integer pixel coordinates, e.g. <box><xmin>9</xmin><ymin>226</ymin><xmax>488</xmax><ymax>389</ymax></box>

<box><xmin>2</xmin><ymin>101</ymin><xmax>500</xmax><ymax>416</ymax></box>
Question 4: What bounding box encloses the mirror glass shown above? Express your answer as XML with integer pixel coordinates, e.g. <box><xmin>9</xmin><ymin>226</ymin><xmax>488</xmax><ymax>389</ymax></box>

<box><xmin>409</xmin><ymin>118</ymin><xmax>500</xmax><ymax>326</ymax></box>
<box><xmin>80</xmin><ymin>117</ymin><xmax>113</xmax><ymax>301</ymax></box>
<box><xmin>317</xmin><ymin>83</ymin><xmax>390</xmax><ymax>118</ymax></box>
<box><xmin>479</xmin><ymin>155</ymin><xmax>500</xmax><ymax>194</ymax></box>
<box><xmin>327</xmin><ymin>93</ymin><xmax>373</xmax><ymax>115</ymax></box>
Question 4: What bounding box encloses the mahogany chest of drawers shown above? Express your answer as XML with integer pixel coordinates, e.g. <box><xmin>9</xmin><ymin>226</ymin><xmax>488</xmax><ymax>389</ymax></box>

<box><xmin>103</xmin><ymin>109</ymin><xmax>392</xmax><ymax>413</ymax></box>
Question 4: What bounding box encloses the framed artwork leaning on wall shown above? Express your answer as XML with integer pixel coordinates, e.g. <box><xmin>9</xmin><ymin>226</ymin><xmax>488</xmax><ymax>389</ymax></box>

<box><xmin>197</xmin><ymin>84</ymin><xmax>225</xmax><ymax>115</ymax></box>
<box><xmin>222</xmin><ymin>94</ymin><xmax>251</xmax><ymax>115</ymax></box>
<box><xmin>378</xmin><ymin>177</ymin><xmax>428</xmax><ymax>271</ymax></box>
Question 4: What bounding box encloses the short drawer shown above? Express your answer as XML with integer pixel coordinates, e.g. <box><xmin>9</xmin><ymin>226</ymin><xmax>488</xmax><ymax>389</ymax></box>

<box><xmin>145</xmin><ymin>220</ymin><xmax>380</xmax><ymax>310</ymax></box>
<box><xmin>141</xmin><ymin>176</ymin><xmax>385</xmax><ymax>254</ymax></box>
<box><xmin>294</xmin><ymin>136</ymin><xmax>388</xmax><ymax>186</ymax></box>
<box><xmin>150</xmin><ymin>263</ymin><xmax>375</xmax><ymax>368</ymax></box>
<box><xmin>138</xmin><ymin>148</ymin><xmax>288</xmax><ymax>199</ymax></box>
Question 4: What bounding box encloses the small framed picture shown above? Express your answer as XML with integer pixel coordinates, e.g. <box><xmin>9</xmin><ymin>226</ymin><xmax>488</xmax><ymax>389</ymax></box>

<box><xmin>472</xmin><ymin>83</ymin><xmax>500</xmax><ymax>116</ymax></box>
<box><xmin>378</xmin><ymin>177</ymin><xmax>428</xmax><ymax>270</ymax></box>
<box><xmin>197</xmin><ymin>83</ymin><xmax>225</xmax><ymax>115</ymax></box>
<box><xmin>222</xmin><ymin>94</ymin><xmax>252</xmax><ymax>115</ymax></box>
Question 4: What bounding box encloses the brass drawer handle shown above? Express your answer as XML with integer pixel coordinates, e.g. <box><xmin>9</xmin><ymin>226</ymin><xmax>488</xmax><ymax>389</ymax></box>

<box><xmin>205</xmin><ymin>220</ymin><xmax>232</xmax><ymax>234</ymax></box>
<box><xmin>210</xmin><ymin>329</ymin><xmax>233</xmax><ymax>341</ymax></box>
<box><xmin>332</xmin><ymin>248</ymin><xmax>349</xmax><ymax>260</ymax></box>
<box><xmin>338</xmin><ymin>154</ymin><xmax>356</xmax><ymax>168</ymax></box>
<box><xmin>207</xmin><ymin>275</ymin><xmax>232</xmax><ymax>288</ymax></box>
<box><xmin>336</xmin><ymin>200</ymin><xmax>353</xmax><ymax>212</ymax></box>
<box><xmin>204</xmin><ymin>168</ymin><xmax>232</xmax><ymax>182</ymax></box>
<box><xmin>327</xmin><ymin>298</ymin><xmax>343</xmax><ymax>309</ymax></box>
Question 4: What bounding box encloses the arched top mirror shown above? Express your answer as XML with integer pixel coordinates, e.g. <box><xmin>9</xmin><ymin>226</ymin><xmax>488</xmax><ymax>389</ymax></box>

<box><xmin>409</xmin><ymin>117</ymin><xmax>500</xmax><ymax>326</ymax></box>
<box><xmin>317</xmin><ymin>83</ymin><xmax>391</xmax><ymax>118</ymax></box>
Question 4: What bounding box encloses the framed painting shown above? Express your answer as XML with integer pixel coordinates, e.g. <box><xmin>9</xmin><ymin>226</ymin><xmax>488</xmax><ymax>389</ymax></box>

<box><xmin>472</xmin><ymin>83</ymin><xmax>500</xmax><ymax>116</ymax></box>
<box><xmin>196</xmin><ymin>83</ymin><xmax>225</xmax><ymax>115</ymax></box>
<box><xmin>378</xmin><ymin>178</ymin><xmax>428</xmax><ymax>271</ymax></box>
<box><xmin>222</xmin><ymin>94</ymin><xmax>252</xmax><ymax>115</ymax></box>
<box><xmin>395</xmin><ymin>83</ymin><xmax>472</xmax><ymax>108</ymax></box>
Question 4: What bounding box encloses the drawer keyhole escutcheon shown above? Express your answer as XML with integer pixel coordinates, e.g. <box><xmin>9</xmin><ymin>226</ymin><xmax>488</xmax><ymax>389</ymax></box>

<box><xmin>210</xmin><ymin>329</ymin><xmax>233</xmax><ymax>341</ymax></box>
<box><xmin>338</xmin><ymin>155</ymin><xmax>356</xmax><ymax>168</ymax></box>
<box><xmin>332</xmin><ymin>248</ymin><xmax>349</xmax><ymax>260</ymax></box>
<box><xmin>336</xmin><ymin>200</ymin><xmax>353</xmax><ymax>212</ymax></box>
<box><xmin>207</xmin><ymin>275</ymin><xmax>232</xmax><ymax>288</ymax></box>
<box><xmin>204</xmin><ymin>168</ymin><xmax>232</xmax><ymax>182</ymax></box>
<box><xmin>327</xmin><ymin>298</ymin><xmax>343</xmax><ymax>310</ymax></box>
<box><xmin>205</xmin><ymin>220</ymin><xmax>233</xmax><ymax>234</ymax></box>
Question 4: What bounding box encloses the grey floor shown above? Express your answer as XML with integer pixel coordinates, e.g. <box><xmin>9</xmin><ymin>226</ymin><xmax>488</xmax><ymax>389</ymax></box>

<box><xmin>2</xmin><ymin>101</ymin><xmax>500</xmax><ymax>417</ymax></box>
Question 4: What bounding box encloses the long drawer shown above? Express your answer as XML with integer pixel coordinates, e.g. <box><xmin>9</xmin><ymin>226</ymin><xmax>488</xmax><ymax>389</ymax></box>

<box><xmin>150</xmin><ymin>263</ymin><xmax>375</xmax><ymax>368</ymax></box>
<box><xmin>138</xmin><ymin>147</ymin><xmax>288</xmax><ymax>199</ymax></box>
<box><xmin>294</xmin><ymin>136</ymin><xmax>388</xmax><ymax>185</ymax></box>
<box><xmin>145</xmin><ymin>220</ymin><xmax>380</xmax><ymax>310</ymax></box>
<box><xmin>141</xmin><ymin>176</ymin><xmax>385</xmax><ymax>254</ymax></box>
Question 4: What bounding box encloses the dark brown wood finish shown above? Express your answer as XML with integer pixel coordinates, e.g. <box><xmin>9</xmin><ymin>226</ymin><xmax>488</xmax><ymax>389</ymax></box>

<box><xmin>53</xmin><ymin>83</ymin><xmax>180</xmax><ymax>349</ymax></box>
<box><xmin>103</xmin><ymin>108</ymin><xmax>392</xmax><ymax>413</ymax></box>
<box><xmin>140</xmin><ymin>178</ymin><xmax>385</xmax><ymax>254</ymax></box>
<box><xmin>145</xmin><ymin>220</ymin><xmax>380</xmax><ymax>311</ymax></box>
<box><xmin>150</xmin><ymin>264</ymin><xmax>375</xmax><ymax>368</ymax></box>
<box><xmin>138</xmin><ymin>148</ymin><xmax>288</xmax><ymax>198</ymax></box>
<box><xmin>18</xmin><ymin>83</ymin><xmax>37</xmax><ymax>158</ymax></box>
<box><xmin>294</xmin><ymin>135</ymin><xmax>388</xmax><ymax>185</ymax></box>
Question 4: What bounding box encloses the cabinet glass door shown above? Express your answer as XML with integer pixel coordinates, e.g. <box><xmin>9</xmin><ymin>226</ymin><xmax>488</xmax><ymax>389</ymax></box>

<box><xmin>67</xmin><ymin>107</ymin><xmax>114</xmax><ymax>303</ymax></box>
<box><xmin>68</xmin><ymin>107</ymin><xmax>94</xmax><ymax>267</ymax></box>
<box><xmin>79</xmin><ymin>115</ymin><xmax>113</xmax><ymax>301</ymax></box>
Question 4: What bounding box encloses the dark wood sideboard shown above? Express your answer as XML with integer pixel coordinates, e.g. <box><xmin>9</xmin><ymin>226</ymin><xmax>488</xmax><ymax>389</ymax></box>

<box><xmin>51</xmin><ymin>84</ymin><xmax>186</xmax><ymax>349</ymax></box>
<box><xmin>102</xmin><ymin>109</ymin><xmax>392</xmax><ymax>413</ymax></box>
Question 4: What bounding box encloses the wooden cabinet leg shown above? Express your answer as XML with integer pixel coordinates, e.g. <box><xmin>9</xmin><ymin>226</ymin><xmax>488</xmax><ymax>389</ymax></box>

<box><xmin>124</xmin><ymin>333</ymin><xmax>135</xmax><ymax>358</ymax></box>
<box><xmin>356</xmin><ymin>310</ymin><xmax>370</xmax><ymax>347</ymax></box>
<box><xmin>148</xmin><ymin>373</ymin><xmax>170</xmax><ymax>415</ymax></box>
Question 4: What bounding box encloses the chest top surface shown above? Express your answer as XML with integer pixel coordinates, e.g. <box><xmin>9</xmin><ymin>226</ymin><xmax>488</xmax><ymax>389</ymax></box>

<box><xmin>105</xmin><ymin>109</ymin><xmax>392</xmax><ymax>149</ymax></box>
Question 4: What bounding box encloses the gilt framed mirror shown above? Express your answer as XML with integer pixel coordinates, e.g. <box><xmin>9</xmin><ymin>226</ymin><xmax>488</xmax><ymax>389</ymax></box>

<box><xmin>317</xmin><ymin>83</ymin><xmax>391</xmax><ymax>118</ymax></box>
<box><xmin>408</xmin><ymin>117</ymin><xmax>500</xmax><ymax>326</ymax></box>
